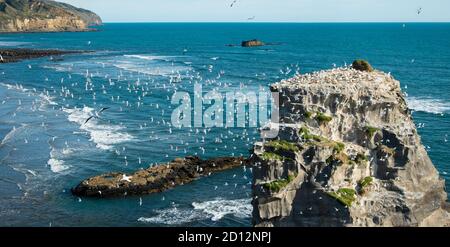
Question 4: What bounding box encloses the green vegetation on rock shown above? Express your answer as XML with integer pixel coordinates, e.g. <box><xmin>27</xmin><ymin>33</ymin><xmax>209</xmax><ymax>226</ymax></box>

<box><xmin>266</xmin><ymin>140</ymin><xmax>300</xmax><ymax>152</ymax></box>
<box><xmin>299</xmin><ymin>127</ymin><xmax>326</xmax><ymax>142</ymax></box>
<box><xmin>333</xmin><ymin>142</ymin><xmax>345</xmax><ymax>153</ymax></box>
<box><xmin>299</xmin><ymin>127</ymin><xmax>345</xmax><ymax>153</ymax></box>
<box><xmin>326</xmin><ymin>152</ymin><xmax>349</xmax><ymax>166</ymax></box>
<box><xmin>304</xmin><ymin>111</ymin><xmax>313</xmax><ymax>119</ymax></box>
<box><xmin>260</xmin><ymin>152</ymin><xmax>284</xmax><ymax>161</ymax></box>
<box><xmin>354</xmin><ymin>153</ymin><xmax>368</xmax><ymax>164</ymax></box>
<box><xmin>365</xmin><ymin>126</ymin><xmax>379</xmax><ymax>138</ymax></box>
<box><xmin>315</xmin><ymin>112</ymin><xmax>333</xmax><ymax>124</ymax></box>
<box><xmin>262</xmin><ymin>173</ymin><xmax>297</xmax><ymax>193</ymax></box>
<box><xmin>352</xmin><ymin>60</ymin><xmax>374</xmax><ymax>72</ymax></box>
<box><xmin>358</xmin><ymin>176</ymin><xmax>374</xmax><ymax>195</ymax></box>
<box><xmin>327</xmin><ymin>188</ymin><xmax>357</xmax><ymax>207</ymax></box>
<box><xmin>359</xmin><ymin>176</ymin><xmax>373</xmax><ymax>188</ymax></box>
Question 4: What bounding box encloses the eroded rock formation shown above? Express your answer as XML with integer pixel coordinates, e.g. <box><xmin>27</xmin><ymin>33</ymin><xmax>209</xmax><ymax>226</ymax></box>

<box><xmin>72</xmin><ymin>156</ymin><xmax>247</xmax><ymax>197</ymax></box>
<box><xmin>251</xmin><ymin>67</ymin><xmax>450</xmax><ymax>227</ymax></box>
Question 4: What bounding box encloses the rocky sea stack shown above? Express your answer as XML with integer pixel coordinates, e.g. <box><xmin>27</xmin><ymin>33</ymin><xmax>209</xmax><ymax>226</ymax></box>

<box><xmin>0</xmin><ymin>0</ymin><xmax>102</xmax><ymax>32</ymax></box>
<box><xmin>251</xmin><ymin>67</ymin><xmax>450</xmax><ymax>227</ymax></box>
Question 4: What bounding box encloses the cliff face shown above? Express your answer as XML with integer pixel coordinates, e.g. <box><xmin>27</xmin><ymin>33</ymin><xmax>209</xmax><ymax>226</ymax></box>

<box><xmin>251</xmin><ymin>67</ymin><xmax>450</xmax><ymax>227</ymax></box>
<box><xmin>0</xmin><ymin>0</ymin><xmax>102</xmax><ymax>32</ymax></box>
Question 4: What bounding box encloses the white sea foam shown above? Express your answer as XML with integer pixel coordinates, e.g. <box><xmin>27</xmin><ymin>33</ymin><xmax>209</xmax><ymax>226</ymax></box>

<box><xmin>192</xmin><ymin>198</ymin><xmax>252</xmax><ymax>221</ymax></box>
<box><xmin>63</xmin><ymin>107</ymin><xmax>134</xmax><ymax>150</ymax></box>
<box><xmin>113</xmin><ymin>62</ymin><xmax>188</xmax><ymax>77</ymax></box>
<box><xmin>47</xmin><ymin>148</ymin><xmax>70</xmax><ymax>173</ymax></box>
<box><xmin>0</xmin><ymin>41</ymin><xmax>29</xmax><ymax>47</ymax></box>
<box><xmin>123</xmin><ymin>54</ymin><xmax>175</xmax><ymax>61</ymax></box>
<box><xmin>138</xmin><ymin>205</ymin><xmax>201</xmax><ymax>225</ymax></box>
<box><xmin>138</xmin><ymin>198</ymin><xmax>252</xmax><ymax>225</ymax></box>
<box><xmin>407</xmin><ymin>97</ymin><xmax>450</xmax><ymax>114</ymax></box>
<box><xmin>47</xmin><ymin>157</ymin><xmax>69</xmax><ymax>173</ymax></box>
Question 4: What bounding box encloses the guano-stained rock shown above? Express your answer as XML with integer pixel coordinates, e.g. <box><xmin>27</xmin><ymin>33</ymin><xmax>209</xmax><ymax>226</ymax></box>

<box><xmin>251</xmin><ymin>67</ymin><xmax>450</xmax><ymax>227</ymax></box>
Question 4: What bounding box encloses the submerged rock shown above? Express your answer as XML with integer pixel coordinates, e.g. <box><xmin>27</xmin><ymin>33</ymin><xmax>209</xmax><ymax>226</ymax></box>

<box><xmin>0</xmin><ymin>48</ymin><xmax>83</xmax><ymax>63</ymax></box>
<box><xmin>242</xmin><ymin>39</ymin><xmax>265</xmax><ymax>47</ymax></box>
<box><xmin>251</xmin><ymin>67</ymin><xmax>450</xmax><ymax>227</ymax></box>
<box><xmin>0</xmin><ymin>0</ymin><xmax>102</xmax><ymax>32</ymax></box>
<box><xmin>72</xmin><ymin>156</ymin><xmax>247</xmax><ymax>198</ymax></box>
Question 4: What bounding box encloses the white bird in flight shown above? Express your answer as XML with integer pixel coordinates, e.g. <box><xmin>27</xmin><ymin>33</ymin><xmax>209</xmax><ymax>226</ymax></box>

<box><xmin>417</xmin><ymin>8</ymin><xmax>422</xmax><ymax>15</ymax></box>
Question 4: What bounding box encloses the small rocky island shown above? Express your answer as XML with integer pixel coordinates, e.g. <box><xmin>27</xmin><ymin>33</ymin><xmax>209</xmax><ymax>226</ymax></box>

<box><xmin>251</xmin><ymin>62</ymin><xmax>450</xmax><ymax>227</ymax></box>
<box><xmin>242</xmin><ymin>39</ymin><xmax>265</xmax><ymax>47</ymax></box>
<box><xmin>0</xmin><ymin>0</ymin><xmax>102</xmax><ymax>32</ymax></box>
<box><xmin>72</xmin><ymin>156</ymin><xmax>247</xmax><ymax>197</ymax></box>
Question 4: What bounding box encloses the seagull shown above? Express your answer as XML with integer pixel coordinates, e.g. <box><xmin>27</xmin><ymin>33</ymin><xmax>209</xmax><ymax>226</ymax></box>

<box><xmin>0</xmin><ymin>54</ymin><xmax>3</xmax><ymax>62</ymax></box>
<box><xmin>83</xmin><ymin>115</ymin><xmax>96</xmax><ymax>125</ymax></box>
<box><xmin>247</xmin><ymin>16</ymin><xmax>256</xmax><ymax>21</ymax></box>
<box><xmin>417</xmin><ymin>8</ymin><xmax>423</xmax><ymax>15</ymax></box>
<box><xmin>98</xmin><ymin>107</ymin><xmax>110</xmax><ymax>114</ymax></box>
<box><xmin>230</xmin><ymin>0</ymin><xmax>238</xmax><ymax>7</ymax></box>
<box><xmin>121</xmin><ymin>174</ymin><xmax>132</xmax><ymax>182</ymax></box>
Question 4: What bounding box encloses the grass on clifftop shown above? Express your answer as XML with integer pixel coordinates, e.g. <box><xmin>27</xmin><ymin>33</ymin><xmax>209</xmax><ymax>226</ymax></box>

<box><xmin>262</xmin><ymin>173</ymin><xmax>297</xmax><ymax>193</ymax></box>
<box><xmin>265</xmin><ymin>140</ymin><xmax>300</xmax><ymax>152</ymax></box>
<box><xmin>327</xmin><ymin>188</ymin><xmax>357</xmax><ymax>207</ymax></box>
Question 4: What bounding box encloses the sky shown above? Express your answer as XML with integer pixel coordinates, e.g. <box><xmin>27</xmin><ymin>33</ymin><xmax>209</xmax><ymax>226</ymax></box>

<box><xmin>60</xmin><ymin>0</ymin><xmax>450</xmax><ymax>23</ymax></box>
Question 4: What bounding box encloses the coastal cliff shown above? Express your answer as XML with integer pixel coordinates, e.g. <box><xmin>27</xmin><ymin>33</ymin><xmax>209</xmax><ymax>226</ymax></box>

<box><xmin>0</xmin><ymin>0</ymin><xmax>101</xmax><ymax>32</ymax></box>
<box><xmin>251</xmin><ymin>66</ymin><xmax>450</xmax><ymax>227</ymax></box>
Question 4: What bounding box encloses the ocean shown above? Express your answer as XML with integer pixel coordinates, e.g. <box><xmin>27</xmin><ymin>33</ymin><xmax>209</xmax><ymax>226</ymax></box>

<box><xmin>0</xmin><ymin>23</ymin><xmax>449</xmax><ymax>226</ymax></box>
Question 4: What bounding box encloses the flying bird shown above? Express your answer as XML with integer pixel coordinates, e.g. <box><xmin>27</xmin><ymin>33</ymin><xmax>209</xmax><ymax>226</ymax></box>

<box><xmin>230</xmin><ymin>0</ymin><xmax>238</xmax><ymax>7</ymax></box>
<box><xmin>247</xmin><ymin>16</ymin><xmax>256</xmax><ymax>21</ymax></box>
<box><xmin>83</xmin><ymin>107</ymin><xmax>110</xmax><ymax>125</ymax></box>
<box><xmin>84</xmin><ymin>116</ymin><xmax>96</xmax><ymax>125</ymax></box>
<box><xmin>99</xmin><ymin>107</ymin><xmax>110</xmax><ymax>114</ymax></box>
<box><xmin>417</xmin><ymin>8</ymin><xmax>422</xmax><ymax>15</ymax></box>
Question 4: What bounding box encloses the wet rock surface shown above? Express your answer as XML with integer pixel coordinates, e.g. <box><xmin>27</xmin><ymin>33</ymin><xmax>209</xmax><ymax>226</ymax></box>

<box><xmin>0</xmin><ymin>48</ymin><xmax>83</xmax><ymax>63</ymax></box>
<box><xmin>72</xmin><ymin>156</ymin><xmax>247</xmax><ymax>198</ymax></box>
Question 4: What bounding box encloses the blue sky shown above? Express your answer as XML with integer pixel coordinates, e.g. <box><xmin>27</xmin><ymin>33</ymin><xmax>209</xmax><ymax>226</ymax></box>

<box><xmin>61</xmin><ymin>0</ymin><xmax>450</xmax><ymax>22</ymax></box>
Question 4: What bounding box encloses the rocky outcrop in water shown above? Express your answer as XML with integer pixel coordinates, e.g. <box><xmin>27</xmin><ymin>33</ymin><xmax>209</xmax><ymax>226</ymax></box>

<box><xmin>0</xmin><ymin>48</ymin><xmax>83</xmax><ymax>63</ymax></box>
<box><xmin>251</xmin><ymin>66</ymin><xmax>450</xmax><ymax>227</ymax></box>
<box><xmin>72</xmin><ymin>156</ymin><xmax>247</xmax><ymax>198</ymax></box>
<box><xmin>242</xmin><ymin>39</ymin><xmax>265</xmax><ymax>47</ymax></box>
<box><xmin>0</xmin><ymin>0</ymin><xmax>102</xmax><ymax>32</ymax></box>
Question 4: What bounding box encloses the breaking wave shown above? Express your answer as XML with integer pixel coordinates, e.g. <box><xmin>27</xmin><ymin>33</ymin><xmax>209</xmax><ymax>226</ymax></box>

<box><xmin>137</xmin><ymin>198</ymin><xmax>252</xmax><ymax>225</ymax></box>
<box><xmin>407</xmin><ymin>97</ymin><xmax>450</xmax><ymax>114</ymax></box>
<box><xmin>63</xmin><ymin>107</ymin><xmax>134</xmax><ymax>150</ymax></box>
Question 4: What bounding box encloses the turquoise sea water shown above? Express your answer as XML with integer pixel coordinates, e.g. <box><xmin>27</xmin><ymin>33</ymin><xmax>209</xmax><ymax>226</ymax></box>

<box><xmin>0</xmin><ymin>23</ymin><xmax>449</xmax><ymax>226</ymax></box>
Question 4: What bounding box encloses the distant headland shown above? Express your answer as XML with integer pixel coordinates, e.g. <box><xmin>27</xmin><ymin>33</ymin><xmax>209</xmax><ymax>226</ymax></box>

<box><xmin>0</xmin><ymin>0</ymin><xmax>102</xmax><ymax>33</ymax></box>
